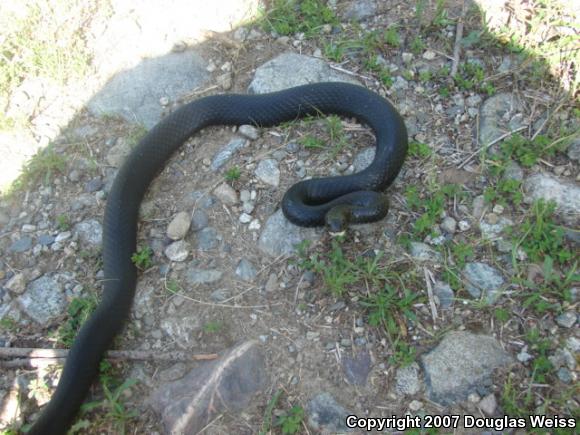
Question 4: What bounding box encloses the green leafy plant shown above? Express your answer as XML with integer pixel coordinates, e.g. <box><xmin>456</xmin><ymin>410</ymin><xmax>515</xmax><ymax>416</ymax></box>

<box><xmin>408</xmin><ymin>141</ymin><xmax>432</xmax><ymax>158</ymax></box>
<box><xmin>275</xmin><ymin>405</ymin><xmax>304</xmax><ymax>434</ymax></box>
<box><xmin>56</xmin><ymin>295</ymin><xmax>98</xmax><ymax>347</ymax></box>
<box><xmin>259</xmin><ymin>390</ymin><xmax>282</xmax><ymax>435</ymax></box>
<box><xmin>361</xmin><ymin>285</ymin><xmax>419</xmax><ymax>336</ymax></box>
<box><xmin>224</xmin><ymin>166</ymin><xmax>241</xmax><ymax>181</ymax></box>
<box><xmin>131</xmin><ymin>246</ymin><xmax>153</xmax><ymax>270</ymax></box>
<box><xmin>384</xmin><ymin>26</ymin><xmax>400</xmax><ymax>47</ymax></box>
<box><xmin>261</xmin><ymin>0</ymin><xmax>337</xmax><ymax>37</ymax></box>
<box><xmin>56</xmin><ymin>214</ymin><xmax>71</xmax><ymax>231</ymax></box>
<box><xmin>410</xmin><ymin>35</ymin><xmax>426</xmax><ymax>54</ymax></box>
<box><xmin>203</xmin><ymin>321</ymin><xmax>223</xmax><ymax>333</ymax></box>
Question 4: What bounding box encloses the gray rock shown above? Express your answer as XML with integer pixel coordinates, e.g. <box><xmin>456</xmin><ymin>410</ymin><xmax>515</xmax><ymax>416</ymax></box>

<box><xmin>17</xmin><ymin>275</ymin><xmax>67</xmax><ymax>324</ymax></box>
<box><xmin>479</xmin><ymin>93</ymin><xmax>523</xmax><ymax>147</ymax></box>
<box><xmin>353</xmin><ymin>147</ymin><xmax>375</xmax><ymax>172</ymax></box>
<box><xmin>463</xmin><ymin>262</ymin><xmax>505</xmax><ymax>303</ymax></box>
<box><xmin>549</xmin><ymin>348</ymin><xmax>576</xmax><ymax>370</ymax></box>
<box><xmin>210</xmin><ymin>288</ymin><xmax>229</xmax><ymax>302</ymax></box>
<box><xmin>307</xmin><ymin>392</ymin><xmax>351</xmax><ymax>433</ymax></box>
<box><xmin>503</xmin><ymin>160</ymin><xmax>524</xmax><ymax>181</ymax></box>
<box><xmin>478</xmin><ymin>393</ymin><xmax>497</xmax><ymax>416</ymax></box>
<box><xmin>479</xmin><ymin>216</ymin><xmax>513</xmax><ymax>240</ymax></box>
<box><xmin>409</xmin><ymin>242</ymin><xmax>442</xmax><ymax>262</ymax></box>
<box><xmin>235</xmin><ymin>259</ymin><xmax>257</xmax><ymax>281</ymax></box>
<box><xmin>524</xmin><ymin>173</ymin><xmax>580</xmax><ymax>225</ymax></box>
<box><xmin>258</xmin><ymin>209</ymin><xmax>322</xmax><ymax>256</ymax></box>
<box><xmin>238</xmin><ymin>124</ymin><xmax>259</xmax><ymax>140</ymax></box>
<box><xmin>188</xmin><ymin>191</ymin><xmax>217</xmax><ymax>209</ymax></box>
<box><xmin>55</xmin><ymin>231</ymin><xmax>71</xmax><ymax>243</ymax></box>
<box><xmin>248</xmin><ymin>53</ymin><xmax>359</xmax><ymax>94</ymax></box>
<box><xmin>37</xmin><ymin>234</ymin><xmax>55</xmax><ymax>246</ymax></box>
<box><xmin>160</xmin><ymin>314</ymin><xmax>201</xmax><ymax>347</ymax></box>
<box><xmin>555</xmin><ymin>311</ymin><xmax>577</xmax><ymax>328</ymax></box>
<box><xmin>557</xmin><ymin>367</ymin><xmax>573</xmax><ymax>384</ymax></box>
<box><xmin>344</xmin><ymin>0</ymin><xmax>377</xmax><ymax>20</ymax></box>
<box><xmin>433</xmin><ymin>281</ymin><xmax>454</xmax><ymax>309</ymax></box>
<box><xmin>210</xmin><ymin>138</ymin><xmax>247</xmax><ymax>171</ymax></box>
<box><xmin>472</xmin><ymin>195</ymin><xmax>486</xmax><ymax>219</ymax></box>
<box><xmin>342</xmin><ymin>351</ymin><xmax>372</xmax><ymax>386</ymax></box>
<box><xmin>421</xmin><ymin>331</ymin><xmax>512</xmax><ymax>405</ymax></box>
<box><xmin>190</xmin><ymin>209</ymin><xmax>209</xmax><ymax>232</ymax></box>
<box><xmin>84</xmin><ymin>177</ymin><xmax>103</xmax><ymax>193</ymax></box>
<box><xmin>74</xmin><ymin>219</ymin><xmax>103</xmax><ymax>246</ymax></box>
<box><xmin>167</xmin><ymin>211</ymin><xmax>191</xmax><ymax>240</ymax></box>
<box><xmin>440</xmin><ymin>216</ymin><xmax>457</xmax><ymax>234</ymax></box>
<box><xmin>196</xmin><ymin>227</ymin><xmax>219</xmax><ymax>250</ymax></box>
<box><xmin>395</xmin><ymin>362</ymin><xmax>422</xmax><ymax>395</ymax></box>
<box><xmin>185</xmin><ymin>267</ymin><xmax>223</xmax><ymax>284</ymax></box>
<box><xmin>105</xmin><ymin>138</ymin><xmax>132</xmax><ymax>167</ymax></box>
<box><xmin>213</xmin><ymin>183</ymin><xmax>238</xmax><ymax>205</ymax></box>
<box><xmin>255</xmin><ymin>159</ymin><xmax>280</xmax><ymax>187</ymax></box>
<box><xmin>164</xmin><ymin>240</ymin><xmax>189</xmax><ymax>262</ymax></box>
<box><xmin>567</xmin><ymin>135</ymin><xmax>580</xmax><ymax>161</ymax></box>
<box><xmin>6</xmin><ymin>273</ymin><xmax>26</xmax><ymax>294</ymax></box>
<box><xmin>9</xmin><ymin>237</ymin><xmax>32</xmax><ymax>253</ymax></box>
<box><xmin>89</xmin><ymin>51</ymin><xmax>209</xmax><ymax>128</ymax></box>
<box><xmin>149</xmin><ymin>341</ymin><xmax>268</xmax><ymax>435</ymax></box>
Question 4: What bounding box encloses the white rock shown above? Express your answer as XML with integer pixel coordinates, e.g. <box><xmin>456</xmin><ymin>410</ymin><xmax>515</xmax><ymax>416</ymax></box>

<box><xmin>164</xmin><ymin>240</ymin><xmax>189</xmax><ymax>262</ymax></box>
<box><xmin>167</xmin><ymin>211</ymin><xmax>191</xmax><ymax>240</ymax></box>
<box><xmin>238</xmin><ymin>125</ymin><xmax>259</xmax><ymax>140</ymax></box>
<box><xmin>213</xmin><ymin>183</ymin><xmax>238</xmax><ymax>205</ymax></box>
<box><xmin>239</xmin><ymin>213</ymin><xmax>252</xmax><ymax>223</ymax></box>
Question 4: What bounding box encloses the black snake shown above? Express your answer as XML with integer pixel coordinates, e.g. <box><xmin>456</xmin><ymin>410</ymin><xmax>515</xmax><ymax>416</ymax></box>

<box><xmin>28</xmin><ymin>82</ymin><xmax>407</xmax><ymax>434</ymax></box>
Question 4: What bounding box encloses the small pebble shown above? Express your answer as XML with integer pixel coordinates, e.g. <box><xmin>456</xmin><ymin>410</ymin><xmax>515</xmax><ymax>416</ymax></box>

<box><xmin>213</xmin><ymin>183</ymin><xmax>238</xmax><ymax>205</ymax></box>
<box><xmin>555</xmin><ymin>311</ymin><xmax>577</xmax><ymax>328</ymax></box>
<box><xmin>239</xmin><ymin>213</ymin><xmax>252</xmax><ymax>224</ymax></box>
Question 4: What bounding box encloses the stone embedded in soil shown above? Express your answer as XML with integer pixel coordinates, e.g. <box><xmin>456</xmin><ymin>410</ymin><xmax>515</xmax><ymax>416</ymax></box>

<box><xmin>235</xmin><ymin>258</ymin><xmax>257</xmax><ymax>282</ymax></box>
<box><xmin>479</xmin><ymin>216</ymin><xmax>513</xmax><ymax>240</ymax></box>
<box><xmin>555</xmin><ymin>311</ymin><xmax>577</xmax><ymax>328</ymax></box>
<box><xmin>6</xmin><ymin>273</ymin><xmax>26</xmax><ymax>294</ymax></box>
<box><xmin>353</xmin><ymin>147</ymin><xmax>375</xmax><ymax>172</ymax></box>
<box><xmin>213</xmin><ymin>183</ymin><xmax>238</xmax><ymax>205</ymax></box>
<box><xmin>479</xmin><ymin>93</ymin><xmax>523</xmax><ymax>147</ymax></box>
<box><xmin>433</xmin><ymin>281</ymin><xmax>454</xmax><ymax>309</ymax></box>
<box><xmin>421</xmin><ymin>331</ymin><xmax>512</xmax><ymax>405</ymax></box>
<box><xmin>248</xmin><ymin>52</ymin><xmax>360</xmax><ymax>94</ymax></box>
<box><xmin>105</xmin><ymin>138</ymin><xmax>132</xmax><ymax>167</ymax></box>
<box><xmin>37</xmin><ymin>234</ymin><xmax>55</xmax><ymax>246</ymax></box>
<box><xmin>478</xmin><ymin>393</ymin><xmax>498</xmax><ymax>416</ymax></box>
<box><xmin>160</xmin><ymin>314</ymin><xmax>201</xmax><ymax>348</ymax></box>
<box><xmin>463</xmin><ymin>262</ymin><xmax>505</xmax><ymax>304</ymax></box>
<box><xmin>88</xmin><ymin>51</ymin><xmax>209</xmax><ymax>129</ymax></box>
<box><xmin>524</xmin><ymin>173</ymin><xmax>580</xmax><ymax>225</ymax></box>
<box><xmin>440</xmin><ymin>216</ymin><xmax>457</xmax><ymax>234</ymax></box>
<box><xmin>343</xmin><ymin>0</ymin><xmax>377</xmax><ymax>20</ymax></box>
<box><xmin>84</xmin><ymin>177</ymin><xmax>103</xmax><ymax>193</ymax></box>
<box><xmin>567</xmin><ymin>135</ymin><xmax>580</xmax><ymax>161</ymax></box>
<box><xmin>185</xmin><ymin>267</ymin><xmax>223</xmax><ymax>285</ymax></box>
<box><xmin>190</xmin><ymin>209</ymin><xmax>209</xmax><ymax>231</ymax></box>
<box><xmin>307</xmin><ymin>392</ymin><xmax>351</xmax><ymax>433</ymax></box>
<box><xmin>211</xmin><ymin>137</ymin><xmax>247</xmax><ymax>171</ymax></box>
<box><xmin>74</xmin><ymin>219</ymin><xmax>103</xmax><ymax>246</ymax></box>
<box><xmin>9</xmin><ymin>237</ymin><xmax>32</xmax><ymax>253</ymax></box>
<box><xmin>167</xmin><ymin>211</ymin><xmax>191</xmax><ymax>240</ymax></box>
<box><xmin>395</xmin><ymin>362</ymin><xmax>423</xmax><ymax>395</ymax></box>
<box><xmin>342</xmin><ymin>351</ymin><xmax>372</xmax><ymax>386</ymax></box>
<box><xmin>258</xmin><ymin>209</ymin><xmax>322</xmax><ymax>256</ymax></box>
<box><xmin>408</xmin><ymin>242</ymin><xmax>442</xmax><ymax>262</ymax></box>
<box><xmin>148</xmin><ymin>340</ymin><xmax>268</xmax><ymax>435</ymax></box>
<box><xmin>238</xmin><ymin>124</ymin><xmax>259</xmax><ymax>140</ymax></box>
<box><xmin>164</xmin><ymin>240</ymin><xmax>189</xmax><ymax>262</ymax></box>
<box><xmin>503</xmin><ymin>160</ymin><xmax>524</xmax><ymax>181</ymax></box>
<box><xmin>254</xmin><ymin>159</ymin><xmax>280</xmax><ymax>187</ymax></box>
<box><xmin>196</xmin><ymin>227</ymin><xmax>219</xmax><ymax>251</ymax></box>
<box><xmin>17</xmin><ymin>275</ymin><xmax>68</xmax><ymax>325</ymax></box>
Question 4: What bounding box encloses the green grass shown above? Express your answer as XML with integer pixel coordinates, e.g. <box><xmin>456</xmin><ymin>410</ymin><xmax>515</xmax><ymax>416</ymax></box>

<box><xmin>260</xmin><ymin>0</ymin><xmax>337</xmax><ymax>37</ymax></box>
<box><xmin>224</xmin><ymin>166</ymin><xmax>241</xmax><ymax>181</ymax></box>
<box><xmin>56</xmin><ymin>214</ymin><xmax>71</xmax><ymax>231</ymax></box>
<box><xmin>203</xmin><ymin>321</ymin><xmax>223</xmax><ymax>333</ymax></box>
<box><xmin>131</xmin><ymin>246</ymin><xmax>154</xmax><ymax>270</ymax></box>
<box><xmin>296</xmin><ymin>114</ymin><xmax>349</xmax><ymax>156</ymax></box>
<box><xmin>408</xmin><ymin>141</ymin><xmax>432</xmax><ymax>158</ymax></box>
<box><xmin>275</xmin><ymin>405</ymin><xmax>304</xmax><ymax>434</ymax></box>
<box><xmin>12</xmin><ymin>144</ymin><xmax>67</xmax><ymax>191</ymax></box>
<box><xmin>56</xmin><ymin>294</ymin><xmax>98</xmax><ymax>347</ymax></box>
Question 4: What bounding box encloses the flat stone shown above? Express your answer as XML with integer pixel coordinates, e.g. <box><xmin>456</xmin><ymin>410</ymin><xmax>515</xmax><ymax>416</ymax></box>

<box><xmin>307</xmin><ymin>392</ymin><xmax>350</xmax><ymax>433</ymax></box>
<box><xmin>248</xmin><ymin>53</ymin><xmax>359</xmax><ymax>94</ymax></box>
<box><xmin>213</xmin><ymin>183</ymin><xmax>238</xmax><ymax>205</ymax></box>
<box><xmin>421</xmin><ymin>331</ymin><xmax>512</xmax><ymax>405</ymax></box>
<box><xmin>353</xmin><ymin>147</ymin><xmax>375</xmax><ymax>172</ymax></box>
<box><xmin>160</xmin><ymin>314</ymin><xmax>201</xmax><ymax>348</ymax></box>
<box><xmin>567</xmin><ymin>135</ymin><xmax>580</xmax><ymax>161</ymax></box>
<box><xmin>74</xmin><ymin>219</ymin><xmax>103</xmax><ymax>246</ymax></box>
<box><xmin>479</xmin><ymin>93</ymin><xmax>523</xmax><ymax>147</ymax></box>
<box><xmin>149</xmin><ymin>341</ymin><xmax>268</xmax><ymax>435</ymax></box>
<box><xmin>17</xmin><ymin>275</ymin><xmax>68</xmax><ymax>325</ymax></box>
<box><xmin>85</xmin><ymin>177</ymin><xmax>103</xmax><ymax>193</ymax></box>
<box><xmin>6</xmin><ymin>273</ymin><xmax>26</xmax><ymax>294</ymax></box>
<box><xmin>185</xmin><ymin>267</ymin><xmax>223</xmax><ymax>285</ymax></box>
<box><xmin>238</xmin><ymin>124</ymin><xmax>259</xmax><ymax>140</ymax></box>
<box><xmin>89</xmin><ymin>51</ymin><xmax>209</xmax><ymax>128</ymax></box>
<box><xmin>37</xmin><ymin>234</ymin><xmax>55</xmax><ymax>246</ymax></box>
<box><xmin>196</xmin><ymin>227</ymin><xmax>219</xmax><ymax>251</ymax></box>
<box><xmin>342</xmin><ymin>351</ymin><xmax>372</xmax><ymax>386</ymax></box>
<box><xmin>254</xmin><ymin>159</ymin><xmax>280</xmax><ymax>187</ymax></box>
<box><xmin>503</xmin><ymin>160</ymin><xmax>524</xmax><ymax>181</ymax></box>
<box><xmin>433</xmin><ymin>281</ymin><xmax>454</xmax><ymax>309</ymax></box>
<box><xmin>258</xmin><ymin>209</ymin><xmax>322</xmax><ymax>256</ymax></box>
<box><xmin>395</xmin><ymin>362</ymin><xmax>422</xmax><ymax>395</ymax></box>
<box><xmin>463</xmin><ymin>262</ymin><xmax>505</xmax><ymax>303</ymax></box>
<box><xmin>190</xmin><ymin>209</ymin><xmax>208</xmax><ymax>231</ymax></box>
<box><xmin>343</xmin><ymin>0</ymin><xmax>377</xmax><ymax>20</ymax></box>
<box><xmin>524</xmin><ymin>173</ymin><xmax>580</xmax><ymax>225</ymax></box>
<box><xmin>478</xmin><ymin>393</ymin><xmax>497</xmax><ymax>416</ymax></box>
<box><xmin>9</xmin><ymin>237</ymin><xmax>32</xmax><ymax>253</ymax></box>
<box><xmin>164</xmin><ymin>240</ymin><xmax>189</xmax><ymax>262</ymax></box>
<box><xmin>409</xmin><ymin>242</ymin><xmax>442</xmax><ymax>262</ymax></box>
<box><xmin>167</xmin><ymin>211</ymin><xmax>191</xmax><ymax>240</ymax></box>
<box><xmin>235</xmin><ymin>258</ymin><xmax>257</xmax><ymax>282</ymax></box>
<box><xmin>210</xmin><ymin>138</ymin><xmax>247</xmax><ymax>171</ymax></box>
<box><xmin>555</xmin><ymin>311</ymin><xmax>577</xmax><ymax>328</ymax></box>
<box><xmin>440</xmin><ymin>217</ymin><xmax>457</xmax><ymax>234</ymax></box>
<box><xmin>479</xmin><ymin>216</ymin><xmax>513</xmax><ymax>240</ymax></box>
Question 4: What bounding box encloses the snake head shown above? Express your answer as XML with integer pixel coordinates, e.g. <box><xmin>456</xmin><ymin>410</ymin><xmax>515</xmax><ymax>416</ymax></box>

<box><xmin>325</xmin><ymin>206</ymin><xmax>349</xmax><ymax>235</ymax></box>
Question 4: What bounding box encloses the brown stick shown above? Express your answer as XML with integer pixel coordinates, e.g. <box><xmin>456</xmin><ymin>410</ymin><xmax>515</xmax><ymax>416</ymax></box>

<box><xmin>451</xmin><ymin>0</ymin><xmax>466</xmax><ymax>77</ymax></box>
<box><xmin>0</xmin><ymin>347</ymin><xmax>218</xmax><ymax>362</ymax></box>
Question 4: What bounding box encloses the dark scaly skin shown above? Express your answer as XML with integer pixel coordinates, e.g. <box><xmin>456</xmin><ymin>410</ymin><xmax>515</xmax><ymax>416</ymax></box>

<box><xmin>28</xmin><ymin>82</ymin><xmax>407</xmax><ymax>434</ymax></box>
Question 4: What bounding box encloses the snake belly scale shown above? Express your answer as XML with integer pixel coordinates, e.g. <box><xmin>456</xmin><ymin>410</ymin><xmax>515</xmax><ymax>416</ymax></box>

<box><xmin>28</xmin><ymin>82</ymin><xmax>407</xmax><ymax>434</ymax></box>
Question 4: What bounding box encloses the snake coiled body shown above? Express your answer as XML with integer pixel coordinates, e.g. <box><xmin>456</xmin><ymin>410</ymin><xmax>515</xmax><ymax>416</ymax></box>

<box><xmin>28</xmin><ymin>82</ymin><xmax>407</xmax><ymax>434</ymax></box>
